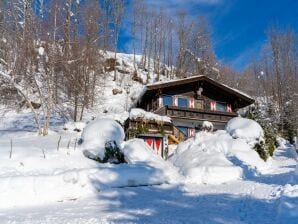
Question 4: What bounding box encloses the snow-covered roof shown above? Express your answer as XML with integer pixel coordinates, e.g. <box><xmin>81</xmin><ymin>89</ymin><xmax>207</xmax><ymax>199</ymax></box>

<box><xmin>129</xmin><ymin>108</ymin><xmax>171</xmax><ymax>123</ymax></box>
<box><xmin>146</xmin><ymin>75</ymin><xmax>205</xmax><ymax>88</ymax></box>
<box><xmin>145</xmin><ymin>75</ymin><xmax>254</xmax><ymax>106</ymax></box>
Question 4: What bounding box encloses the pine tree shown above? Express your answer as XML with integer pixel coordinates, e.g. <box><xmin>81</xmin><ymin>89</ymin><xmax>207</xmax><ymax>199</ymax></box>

<box><xmin>246</xmin><ymin>101</ymin><xmax>278</xmax><ymax>160</ymax></box>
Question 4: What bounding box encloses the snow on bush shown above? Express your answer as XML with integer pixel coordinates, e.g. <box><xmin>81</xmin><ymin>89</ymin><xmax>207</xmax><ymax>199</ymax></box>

<box><xmin>171</xmin><ymin>130</ymin><xmax>268</xmax><ymax>185</ymax></box>
<box><xmin>80</xmin><ymin>118</ymin><xmax>125</xmax><ymax>159</ymax></box>
<box><xmin>202</xmin><ymin>120</ymin><xmax>213</xmax><ymax>132</ymax></box>
<box><xmin>226</xmin><ymin>117</ymin><xmax>264</xmax><ymax>143</ymax></box>
<box><xmin>129</xmin><ymin>108</ymin><xmax>171</xmax><ymax>123</ymax></box>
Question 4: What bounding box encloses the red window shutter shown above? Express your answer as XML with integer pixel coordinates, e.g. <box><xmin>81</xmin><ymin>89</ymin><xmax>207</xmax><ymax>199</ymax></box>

<box><xmin>173</xmin><ymin>96</ymin><xmax>178</xmax><ymax>106</ymax></box>
<box><xmin>210</xmin><ymin>101</ymin><xmax>216</xmax><ymax>111</ymax></box>
<box><xmin>227</xmin><ymin>104</ymin><xmax>232</xmax><ymax>112</ymax></box>
<box><xmin>189</xmin><ymin>98</ymin><xmax>195</xmax><ymax>108</ymax></box>
<box><xmin>188</xmin><ymin>128</ymin><xmax>195</xmax><ymax>137</ymax></box>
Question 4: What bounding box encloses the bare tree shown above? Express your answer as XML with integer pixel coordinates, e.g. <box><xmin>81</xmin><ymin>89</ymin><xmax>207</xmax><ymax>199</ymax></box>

<box><xmin>110</xmin><ymin>0</ymin><xmax>124</xmax><ymax>81</ymax></box>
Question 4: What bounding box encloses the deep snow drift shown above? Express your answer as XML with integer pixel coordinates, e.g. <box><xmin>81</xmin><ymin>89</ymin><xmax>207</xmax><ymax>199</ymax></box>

<box><xmin>0</xmin><ymin>115</ymin><xmax>297</xmax><ymax>223</ymax></box>
<box><xmin>0</xmin><ymin>118</ymin><xmax>181</xmax><ymax>208</ymax></box>
<box><xmin>171</xmin><ymin>118</ymin><xmax>268</xmax><ymax>184</ymax></box>
<box><xmin>1</xmin><ymin>143</ymin><xmax>297</xmax><ymax>224</ymax></box>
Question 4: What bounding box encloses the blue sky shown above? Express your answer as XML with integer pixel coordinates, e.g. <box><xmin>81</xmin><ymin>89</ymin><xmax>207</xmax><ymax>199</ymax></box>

<box><xmin>119</xmin><ymin>0</ymin><xmax>298</xmax><ymax>71</ymax></box>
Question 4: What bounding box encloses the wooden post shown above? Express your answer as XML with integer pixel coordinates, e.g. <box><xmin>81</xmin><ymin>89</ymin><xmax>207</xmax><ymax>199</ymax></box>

<box><xmin>74</xmin><ymin>138</ymin><xmax>77</xmax><ymax>151</ymax></box>
<box><xmin>9</xmin><ymin>139</ymin><xmax>12</xmax><ymax>159</ymax></box>
<box><xmin>42</xmin><ymin>149</ymin><xmax>46</xmax><ymax>159</ymax></box>
<box><xmin>57</xmin><ymin>136</ymin><xmax>61</xmax><ymax>151</ymax></box>
<box><xmin>67</xmin><ymin>139</ymin><xmax>71</xmax><ymax>149</ymax></box>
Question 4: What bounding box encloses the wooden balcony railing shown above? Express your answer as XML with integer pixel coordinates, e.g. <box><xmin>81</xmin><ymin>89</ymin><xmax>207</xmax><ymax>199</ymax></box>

<box><xmin>155</xmin><ymin>106</ymin><xmax>237</xmax><ymax>123</ymax></box>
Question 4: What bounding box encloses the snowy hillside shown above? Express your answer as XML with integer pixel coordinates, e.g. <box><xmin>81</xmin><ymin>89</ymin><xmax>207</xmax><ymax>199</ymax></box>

<box><xmin>0</xmin><ymin>51</ymin><xmax>172</xmax><ymax>135</ymax></box>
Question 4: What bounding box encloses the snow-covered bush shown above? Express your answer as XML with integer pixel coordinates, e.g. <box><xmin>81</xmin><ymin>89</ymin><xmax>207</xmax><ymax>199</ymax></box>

<box><xmin>226</xmin><ymin>117</ymin><xmax>264</xmax><ymax>143</ymax></box>
<box><xmin>103</xmin><ymin>141</ymin><xmax>125</xmax><ymax>164</ymax></box>
<box><xmin>226</xmin><ymin>116</ymin><xmax>278</xmax><ymax>161</ymax></box>
<box><xmin>202</xmin><ymin>121</ymin><xmax>213</xmax><ymax>132</ymax></box>
<box><xmin>80</xmin><ymin>118</ymin><xmax>125</xmax><ymax>160</ymax></box>
<box><xmin>245</xmin><ymin>103</ymin><xmax>279</xmax><ymax>160</ymax></box>
<box><xmin>171</xmin><ymin>130</ymin><xmax>267</xmax><ymax>185</ymax></box>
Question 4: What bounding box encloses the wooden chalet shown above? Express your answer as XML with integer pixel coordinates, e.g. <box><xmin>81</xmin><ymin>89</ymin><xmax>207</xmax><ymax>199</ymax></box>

<box><xmin>125</xmin><ymin>75</ymin><xmax>254</xmax><ymax>158</ymax></box>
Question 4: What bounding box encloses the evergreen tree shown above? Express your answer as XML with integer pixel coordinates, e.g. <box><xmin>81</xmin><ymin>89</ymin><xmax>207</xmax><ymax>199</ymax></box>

<box><xmin>246</xmin><ymin>101</ymin><xmax>278</xmax><ymax>160</ymax></box>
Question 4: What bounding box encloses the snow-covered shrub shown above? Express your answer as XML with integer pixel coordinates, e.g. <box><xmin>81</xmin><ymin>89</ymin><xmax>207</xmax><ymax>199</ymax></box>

<box><xmin>245</xmin><ymin>103</ymin><xmax>278</xmax><ymax>160</ymax></box>
<box><xmin>80</xmin><ymin>118</ymin><xmax>125</xmax><ymax>160</ymax></box>
<box><xmin>171</xmin><ymin>130</ymin><xmax>267</xmax><ymax>184</ymax></box>
<box><xmin>226</xmin><ymin>116</ymin><xmax>276</xmax><ymax>160</ymax></box>
<box><xmin>226</xmin><ymin>117</ymin><xmax>263</xmax><ymax>143</ymax></box>
<box><xmin>103</xmin><ymin>140</ymin><xmax>125</xmax><ymax>164</ymax></box>
<box><xmin>253</xmin><ymin>141</ymin><xmax>268</xmax><ymax>161</ymax></box>
<box><xmin>202</xmin><ymin>121</ymin><xmax>213</xmax><ymax>132</ymax></box>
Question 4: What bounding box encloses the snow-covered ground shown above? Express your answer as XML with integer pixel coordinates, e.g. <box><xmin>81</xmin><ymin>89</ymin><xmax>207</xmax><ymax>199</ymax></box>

<box><xmin>0</xmin><ymin>117</ymin><xmax>297</xmax><ymax>223</ymax></box>
<box><xmin>0</xmin><ymin>144</ymin><xmax>296</xmax><ymax>224</ymax></box>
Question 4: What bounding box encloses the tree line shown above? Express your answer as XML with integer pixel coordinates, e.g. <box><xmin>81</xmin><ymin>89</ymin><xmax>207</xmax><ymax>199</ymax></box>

<box><xmin>0</xmin><ymin>0</ymin><xmax>126</xmax><ymax>135</ymax></box>
<box><xmin>0</xmin><ymin>0</ymin><xmax>297</xmax><ymax>141</ymax></box>
<box><xmin>242</xmin><ymin>27</ymin><xmax>298</xmax><ymax>142</ymax></box>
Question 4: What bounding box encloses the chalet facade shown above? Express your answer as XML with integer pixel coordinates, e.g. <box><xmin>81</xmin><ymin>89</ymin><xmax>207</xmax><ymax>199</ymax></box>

<box><xmin>125</xmin><ymin>75</ymin><xmax>254</xmax><ymax>158</ymax></box>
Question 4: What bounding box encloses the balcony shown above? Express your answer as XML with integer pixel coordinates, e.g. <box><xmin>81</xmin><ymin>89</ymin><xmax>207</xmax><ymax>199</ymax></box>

<box><xmin>155</xmin><ymin>106</ymin><xmax>238</xmax><ymax>123</ymax></box>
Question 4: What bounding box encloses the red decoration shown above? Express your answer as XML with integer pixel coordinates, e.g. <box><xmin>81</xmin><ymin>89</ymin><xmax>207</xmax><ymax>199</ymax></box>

<box><xmin>189</xmin><ymin>98</ymin><xmax>195</xmax><ymax>108</ymax></box>
<box><xmin>188</xmin><ymin>128</ymin><xmax>195</xmax><ymax>138</ymax></box>
<box><xmin>210</xmin><ymin>101</ymin><xmax>216</xmax><ymax>111</ymax></box>
<box><xmin>173</xmin><ymin>96</ymin><xmax>178</xmax><ymax>106</ymax></box>
<box><xmin>145</xmin><ymin>139</ymin><xmax>153</xmax><ymax>148</ymax></box>
<box><xmin>227</xmin><ymin>104</ymin><xmax>232</xmax><ymax>112</ymax></box>
<box><xmin>155</xmin><ymin>139</ymin><xmax>161</xmax><ymax>151</ymax></box>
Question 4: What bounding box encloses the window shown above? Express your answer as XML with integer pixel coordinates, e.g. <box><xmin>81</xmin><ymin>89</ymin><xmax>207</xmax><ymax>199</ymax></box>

<box><xmin>216</xmin><ymin>102</ymin><xmax>226</xmax><ymax>112</ymax></box>
<box><xmin>177</xmin><ymin>126</ymin><xmax>188</xmax><ymax>137</ymax></box>
<box><xmin>163</xmin><ymin>95</ymin><xmax>173</xmax><ymax>106</ymax></box>
<box><xmin>195</xmin><ymin>100</ymin><xmax>204</xmax><ymax>110</ymax></box>
<box><xmin>178</xmin><ymin>97</ymin><xmax>188</xmax><ymax>108</ymax></box>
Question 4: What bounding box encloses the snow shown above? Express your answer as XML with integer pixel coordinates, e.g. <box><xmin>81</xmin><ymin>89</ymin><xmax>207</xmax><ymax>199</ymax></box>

<box><xmin>122</xmin><ymin>139</ymin><xmax>182</xmax><ymax>184</ymax></box>
<box><xmin>1</xmin><ymin>143</ymin><xmax>297</xmax><ymax>224</ymax></box>
<box><xmin>226</xmin><ymin>117</ymin><xmax>264</xmax><ymax>143</ymax></box>
<box><xmin>38</xmin><ymin>47</ymin><xmax>45</xmax><ymax>56</ymax></box>
<box><xmin>0</xmin><ymin>116</ymin><xmax>183</xmax><ymax>209</ymax></box>
<box><xmin>0</xmin><ymin>131</ymin><xmax>181</xmax><ymax>209</ymax></box>
<box><xmin>171</xmin><ymin>130</ymin><xmax>268</xmax><ymax>185</ymax></box>
<box><xmin>0</xmin><ymin>52</ymin><xmax>297</xmax><ymax>223</ymax></box>
<box><xmin>80</xmin><ymin>118</ymin><xmax>125</xmax><ymax>159</ymax></box>
<box><xmin>63</xmin><ymin>121</ymin><xmax>86</xmax><ymax>132</ymax></box>
<box><xmin>146</xmin><ymin>75</ymin><xmax>204</xmax><ymax>87</ymax></box>
<box><xmin>129</xmin><ymin>108</ymin><xmax>171</xmax><ymax>123</ymax></box>
<box><xmin>202</xmin><ymin>120</ymin><xmax>213</xmax><ymax>131</ymax></box>
<box><xmin>277</xmin><ymin>145</ymin><xmax>298</xmax><ymax>223</ymax></box>
<box><xmin>146</xmin><ymin>75</ymin><xmax>253</xmax><ymax>101</ymax></box>
<box><xmin>0</xmin><ymin>118</ymin><xmax>297</xmax><ymax>223</ymax></box>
